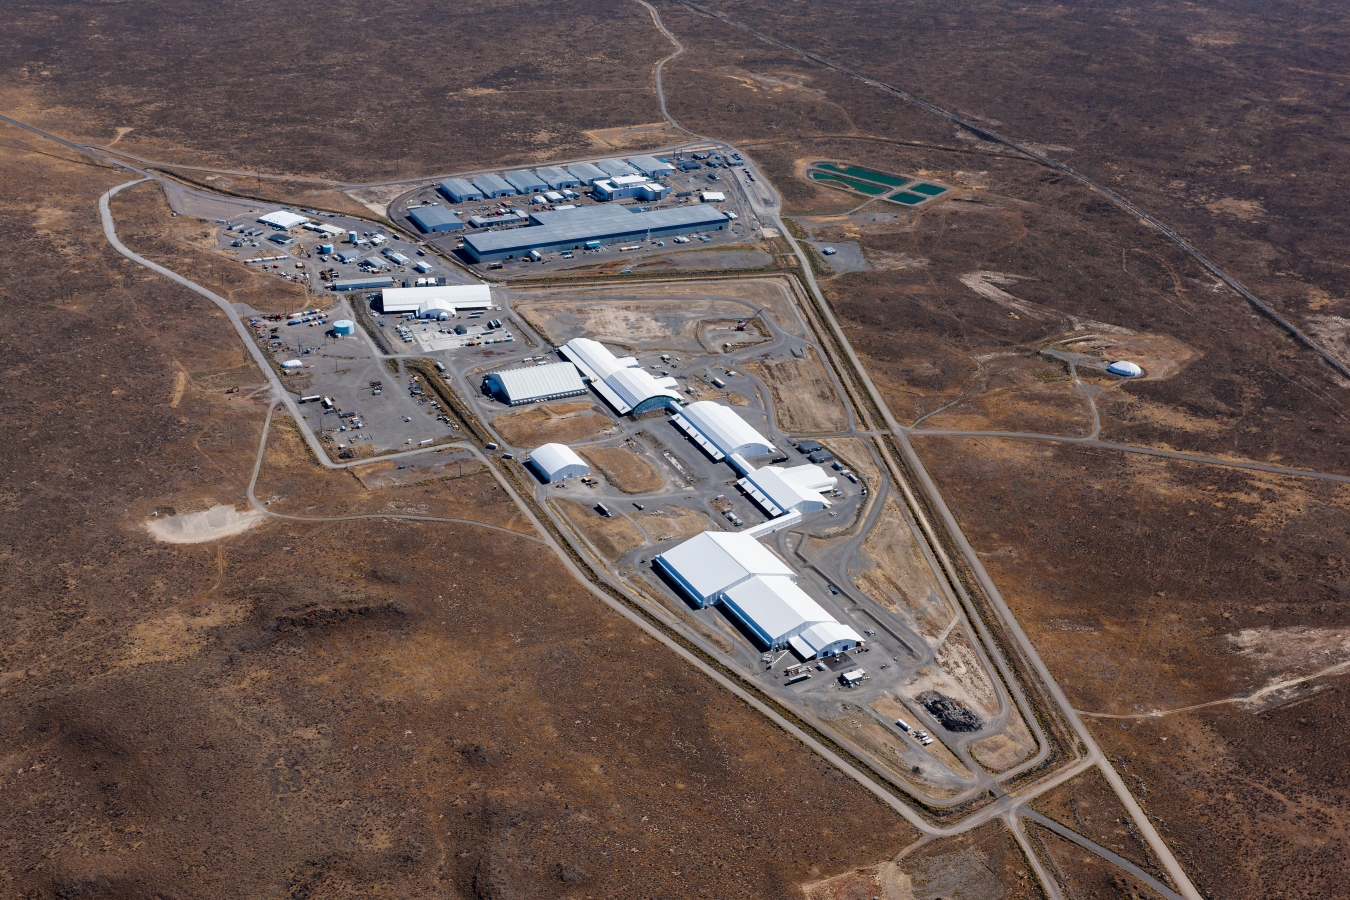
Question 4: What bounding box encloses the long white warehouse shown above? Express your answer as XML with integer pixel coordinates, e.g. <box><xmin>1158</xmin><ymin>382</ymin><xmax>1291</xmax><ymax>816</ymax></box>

<box><xmin>672</xmin><ymin>401</ymin><xmax>775</xmax><ymax>461</ymax></box>
<box><xmin>380</xmin><ymin>284</ymin><xmax>492</xmax><ymax>318</ymax></box>
<box><xmin>485</xmin><ymin>362</ymin><xmax>587</xmax><ymax>405</ymax></box>
<box><xmin>529</xmin><ymin>443</ymin><xmax>589</xmax><ymax>482</ymax></box>
<box><xmin>656</xmin><ymin>530</ymin><xmax>862</xmax><ymax>655</ymax></box>
<box><xmin>560</xmin><ymin>338</ymin><xmax>681</xmax><ymax>415</ymax></box>
<box><xmin>738</xmin><ymin>464</ymin><xmax>836</xmax><ymax>517</ymax></box>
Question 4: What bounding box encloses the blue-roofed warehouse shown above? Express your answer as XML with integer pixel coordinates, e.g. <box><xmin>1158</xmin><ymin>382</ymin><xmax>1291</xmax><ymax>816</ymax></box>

<box><xmin>461</xmin><ymin>204</ymin><xmax>729</xmax><ymax>262</ymax></box>
<box><xmin>473</xmin><ymin>174</ymin><xmax>517</xmax><ymax>198</ymax></box>
<box><xmin>598</xmin><ymin>158</ymin><xmax>641</xmax><ymax>178</ymax></box>
<box><xmin>536</xmin><ymin>166</ymin><xmax>580</xmax><ymax>189</ymax></box>
<box><xmin>628</xmin><ymin>155</ymin><xmax>675</xmax><ymax>178</ymax></box>
<box><xmin>407</xmin><ymin>206</ymin><xmax>464</xmax><ymax>233</ymax></box>
<box><xmin>504</xmin><ymin>170</ymin><xmax>547</xmax><ymax>193</ymax></box>
<box><xmin>566</xmin><ymin>162</ymin><xmax>608</xmax><ymax>185</ymax></box>
<box><xmin>439</xmin><ymin>178</ymin><xmax>483</xmax><ymax>203</ymax></box>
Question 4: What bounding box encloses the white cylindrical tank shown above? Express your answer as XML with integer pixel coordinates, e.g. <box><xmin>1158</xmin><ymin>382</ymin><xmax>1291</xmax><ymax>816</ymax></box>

<box><xmin>1107</xmin><ymin>360</ymin><xmax>1143</xmax><ymax>377</ymax></box>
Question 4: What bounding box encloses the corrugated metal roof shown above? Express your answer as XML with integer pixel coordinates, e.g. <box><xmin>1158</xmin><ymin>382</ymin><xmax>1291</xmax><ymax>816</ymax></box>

<box><xmin>464</xmin><ymin>205</ymin><xmax>727</xmax><ymax>258</ymax></box>
<box><xmin>529</xmin><ymin>443</ymin><xmax>589</xmax><ymax>481</ymax></box>
<box><xmin>380</xmin><ymin>284</ymin><xmax>492</xmax><ymax>315</ymax></box>
<box><xmin>674</xmin><ymin>401</ymin><xmax>775</xmax><ymax>459</ymax></box>
<box><xmin>504</xmin><ymin>170</ymin><xmax>546</xmax><ymax>192</ymax></box>
<box><xmin>489</xmin><ymin>362</ymin><xmax>586</xmax><ymax>403</ymax></box>
<box><xmin>598</xmin><ymin>158</ymin><xmax>641</xmax><ymax>178</ymax></box>
<box><xmin>536</xmin><ymin>165</ymin><xmax>579</xmax><ymax>187</ymax></box>
<box><xmin>566</xmin><ymin>162</ymin><xmax>608</xmax><ymax>184</ymax></box>
<box><xmin>439</xmin><ymin>178</ymin><xmax>482</xmax><ymax>200</ymax></box>
<box><xmin>791</xmin><ymin>621</ymin><xmax>863</xmax><ymax>658</ymax></box>
<box><xmin>722</xmin><ymin>575</ymin><xmax>832</xmax><ymax>645</ymax></box>
<box><xmin>408</xmin><ymin>206</ymin><xmax>463</xmax><ymax>231</ymax></box>
<box><xmin>258</xmin><ymin>210</ymin><xmax>309</xmax><ymax>229</ymax></box>
<box><xmin>739</xmin><ymin>466</ymin><xmax>831</xmax><ymax>517</ymax></box>
<box><xmin>656</xmin><ymin>531</ymin><xmax>794</xmax><ymax>602</ymax></box>
<box><xmin>561</xmin><ymin>338</ymin><xmax>679</xmax><ymax>414</ymax></box>
<box><xmin>472</xmin><ymin>173</ymin><xmax>516</xmax><ymax>195</ymax></box>
<box><xmin>628</xmin><ymin>155</ymin><xmax>674</xmax><ymax>176</ymax></box>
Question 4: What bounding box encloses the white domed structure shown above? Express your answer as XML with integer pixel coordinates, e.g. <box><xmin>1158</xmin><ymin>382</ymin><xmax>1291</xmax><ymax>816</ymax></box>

<box><xmin>1107</xmin><ymin>360</ymin><xmax>1143</xmax><ymax>378</ymax></box>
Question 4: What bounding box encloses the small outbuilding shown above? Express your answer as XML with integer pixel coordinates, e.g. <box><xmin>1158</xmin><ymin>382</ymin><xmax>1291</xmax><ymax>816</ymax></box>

<box><xmin>530</xmin><ymin>443</ymin><xmax>589</xmax><ymax>482</ymax></box>
<box><xmin>1107</xmin><ymin>360</ymin><xmax>1144</xmax><ymax>377</ymax></box>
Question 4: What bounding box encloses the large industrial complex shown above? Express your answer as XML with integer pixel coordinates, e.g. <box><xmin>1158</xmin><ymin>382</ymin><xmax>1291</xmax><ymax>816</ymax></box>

<box><xmin>462</xmin><ymin>205</ymin><xmax>729</xmax><ymax>262</ymax></box>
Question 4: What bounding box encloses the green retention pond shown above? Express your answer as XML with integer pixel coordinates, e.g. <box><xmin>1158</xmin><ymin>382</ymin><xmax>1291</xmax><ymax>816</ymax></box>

<box><xmin>816</xmin><ymin>162</ymin><xmax>910</xmax><ymax>188</ymax></box>
<box><xmin>886</xmin><ymin>191</ymin><xmax>928</xmax><ymax>205</ymax></box>
<box><xmin>810</xmin><ymin>171</ymin><xmax>889</xmax><ymax>195</ymax></box>
<box><xmin>908</xmin><ymin>182</ymin><xmax>948</xmax><ymax>196</ymax></box>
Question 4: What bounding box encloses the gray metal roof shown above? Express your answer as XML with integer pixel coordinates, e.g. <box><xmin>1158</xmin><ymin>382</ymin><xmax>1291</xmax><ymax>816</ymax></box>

<box><xmin>407</xmin><ymin>206</ymin><xmax>463</xmax><ymax>231</ymax></box>
<box><xmin>488</xmin><ymin>362</ymin><xmax>586</xmax><ymax>403</ymax></box>
<box><xmin>536</xmin><ymin>165</ymin><xmax>580</xmax><ymax>187</ymax></box>
<box><xmin>333</xmin><ymin>276</ymin><xmax>393</xmax><ymax>290</ymax></box>
<box><xmin>472</xmin><ymin>173</ymin><xmax>516</xmax><ymax>195</ymax></box>
<box><xmin>439</xmin><ymin>178</ymin><xmax>482</xmax><ymax>200</ymax></box>
<box><xmin>598</xmin><ymin>158</ymin><xmax>641</xmax><ymax>178</ymax></box>
<box><xmin>504</xmin><ymin>170</ymin><xmax>546</xmax><ymax>192</ymax></box>
<box><xmin>566</xmin><ymin>162</ymin><xmax>607</xmax><ymax>184</ymax></box>
<box><xmin>463</xmin><ymin>205</ymin><xmax>728</xmax><ymax>256</ymax></box>
<box><xmin>628</xmin><ymin>154</ymin><xmax>674</xmax><ymax>175</ymax></box>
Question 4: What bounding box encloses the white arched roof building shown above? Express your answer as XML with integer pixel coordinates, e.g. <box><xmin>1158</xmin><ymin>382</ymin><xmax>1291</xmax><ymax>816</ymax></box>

<box><xmin>671</xmin><ymin>401</ymin><xmax>776</xmax><ymax>462</ymax></box>
<box><xmin>560</xmin><ymin>338</ymin><xmax>681</xmax><ymax>415</ymax></box>
<box><xmin>1107</xmin><ymin>360</ymin><xmax>1144</xmax><ymax>377</ymax></box>
<box><xmin>529</xmin><ymin>443</ymin><xmax>589</xmax><ymax>482</ymax></box>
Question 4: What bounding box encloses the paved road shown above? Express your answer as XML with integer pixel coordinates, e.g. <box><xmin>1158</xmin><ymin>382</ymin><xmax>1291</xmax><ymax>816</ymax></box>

<box><xmin>631</xmin><ymin>4</ymin><xmax>1205</xmax><ymax>897</ymax></box>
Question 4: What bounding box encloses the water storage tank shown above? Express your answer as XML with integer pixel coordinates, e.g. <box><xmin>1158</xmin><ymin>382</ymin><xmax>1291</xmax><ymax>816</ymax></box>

<box><xmin>1107</xmin><ymin>360</ymin><xmax>1143</xmax><ymax>377</ymax></box>
<box><xmin>333</xmin><ymin>319</ymin><xmax>355</xmax><ymax>336</ymax></box>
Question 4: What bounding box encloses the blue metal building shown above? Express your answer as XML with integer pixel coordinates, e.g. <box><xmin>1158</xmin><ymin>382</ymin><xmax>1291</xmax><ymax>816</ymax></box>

<box><xmin>461</xmin><ymin>205</ymin><xmax>728</xmax><ymax>262</ymax></box>
<box><xmin>472</xmin><ymin>174</ymin><xmax>517</xmax><ymax>198</ymax></box>
<box><xmin>504</xmin><ymin>170</ymin><xmax>547</xmax><ymax>193</ymax></box>
<box><xmin>408</xmin><ymin>206</ymin><xmax>464</xmax><ymax>233</ymax></box>
<box><xmin>566</xmin><ymin>162</ymin><xmax>608</xmax><ymax>185</ymax></box>
<box><xmin>536</xmin><ymin>166</ymin><xmax>581</xmax><ymax>189</ymax></box>
<box><xmin>438</xmin><ymin>178</ymin><xmax>483</xmax><ymax>203</ymax></box>
<box><xmin>598</xmin><ymin>158</ymin><xmax>641</xmax><ymax>178</ymax></box>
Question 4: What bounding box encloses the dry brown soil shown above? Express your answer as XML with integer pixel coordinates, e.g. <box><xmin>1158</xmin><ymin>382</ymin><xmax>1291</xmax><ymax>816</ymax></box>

<box><xmin>553</xmin><ymin>498</ymin><xmax>646</xmax><ymax>562</ymax></box>
<box><xmin>1027</xmin><ymin>823</ymin><xmax>1170</xmax><ymax>900</ymax></box>
<box><xmin>580</xmin><ymin>445</ymin><xmax>664</xmax><ymax>493</ymax></box>
<box><xmin>743</xmin><ymin>346</ymin><xmax>848</xmax><ymax>434</ymax></box>
<box><xmin>492</xmin><ymin>401</ymin><xmax>614</xmax><ymax>448</ymax></box>
<box><xmin>0</xmin><ymin>133</ymin><xmax>928</xmax><ymax>898</ymax></box>
<box><xmin>1031</xmin><ymin>767</ymin><xmax>1168</xmax><ymax>878</ymax></box>
<box><xmin>635</xmin><ymin>505</ymin><xmax>709</xmax><ymax>542</ymax></box>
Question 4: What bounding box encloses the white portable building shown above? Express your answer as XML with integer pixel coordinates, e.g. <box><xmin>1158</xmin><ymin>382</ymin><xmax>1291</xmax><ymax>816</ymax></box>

<box><xmin>530</xmin><ymin>443</ymin><xmax>589</xmax><ymax>482</ymax></box>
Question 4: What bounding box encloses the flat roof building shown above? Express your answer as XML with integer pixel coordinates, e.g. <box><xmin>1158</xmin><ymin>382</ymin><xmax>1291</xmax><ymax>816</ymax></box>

<box><xmin>566</xmin><ymin>162</ymin><xmax>608</xmax><ymax>185</ymax></box>
<box><xmin>701</xmin><ymin>191</ymin><xmax>726</xmax><ymax>203</ymax></box>
<box><xmin>380</xmin><ymin>284</ymin><xmax>492</xmax><ymax>318</ymax></box>
<box><xmin>504</xmin><ymin>170</ymin><xmax>547</xmax><ymax>193</ymax></box>
<box><xmin>530</xmin><ymin>443</ymin><xmax>589</xmax><ymax>482</ymax></box>
<box><xmin>439</xmin><ymin>178</ymin><xmax>483</xmax><ymax>203</ymax></box>
<box><xmin>536</xmin><ymin>166</ymin><xmax>581</xmax><ymax>189</ymax></box>
<box><xmin>333</xmin><ymin>275</ymin><xmax>394</xmax><ymax>291</ymax></box>
<box><xmin>485</xmin><ymin>362</ymin><xmax>587</xmax><ymax>405</ymax></box>
<box><xmin>408</xmin><ymin>206</ymin><xmax>464</xmax><ymax>233</ymax></box>
<box><xmin>592</xmin><ymin>176</ymin><xmax>670</xmax><ymax>202</ymax></box>
<box><xmin>461</xmin><ymin>205</ymin><xmax>728</xmax><ymax>262</ymax></box>
<box><xmin>468</xmin><ymin>210</ymin><xmax>529</xmax><ymax>229</ymax></box>
<box><xmin>473</xmin><ymin>174</ymin><xmax>517</xmax><ymax>198</ymax></box>
<box><xmin>672</xmin><ymin>401</ymin><xmax>775</xmax><ymax>462</ymax></box>
<box><xmin>561</xmin><ymin>338</ymin><xmax>681</xmax><ymax>416</ymax></box>
<box><xmin>738</xmin><ymin>464</ymin><xmax>836</xmax><ymax>517</ymax></box>
<box><xmin>628</xmin><ymin>155</ymin><xmax>675</xmax><ymax>178</ymax></box>
<box><xmin>258</xmin><ymin>210</ymin><xmax>310</xmax><ymax>229</ymax></box>
<box><xmin>598</xmin><ymin>158</ymin><xmax>641</xmax><ymax>178</ymax></box>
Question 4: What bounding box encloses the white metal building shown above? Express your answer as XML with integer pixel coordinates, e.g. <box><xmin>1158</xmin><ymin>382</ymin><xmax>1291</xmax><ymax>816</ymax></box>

<box><xmin>671</xmin><ymin>401</ymin><xmax>775</xmax><ymax>461</ymax></box>
<box><xmin>258</xmin><ymin>210</ymin><xmax>309</xmax><ymax>229</ymax></box>
<box><xmin>560</xmin><ymin>338</ymin><xmax>681</xmax><ymax>415</ymax></box>
<box><xmin>701</xmin><ymin>191</ymin><xmax>726</xmax><ymax>203</ymax></box>
<box><xmin>485</xmin><ymin>362</ymin><xmax>587</xmax><ymax>405</ymax></box>
<box><xmin>529</xmin><ymin>443</ymin><xmax>589</xmax><ymax>482</ymax></box>
<box><xmin>655</xmin><ymin>531</ymin><xmax>796</xmax><ymax>608</ymax></box>
<box><xmin>656</xmin><ymin>530</ymin><xmax>863</xmax><ymax>654</ymax></box>
<box><xmin>789</xmin><ymin>621</ymin><xmax>863</xmax><ymax>659</ymax></box>
<box><xmin>738</xmin><ymin>464</ymin><xmax>837</xmax><ymax>517</ymax></box>
<box><xmin>380</xmin><ymin>284</ymin><xmax>492</xmax><ymax>318</ymax></box>
<box><xmin>628</xmin><ymin>155</ymin><xmax>675</xmax><ymax>178</ymax></box>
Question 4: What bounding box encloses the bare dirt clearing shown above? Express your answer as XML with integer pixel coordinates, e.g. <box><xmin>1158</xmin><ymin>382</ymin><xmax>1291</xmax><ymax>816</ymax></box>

<box><xmin>513</xmin><ymin>294</ymin><xmax>751</xmax><ymax>352</ymax></box>
<box><xmin>554</xmin><ymin>498</ymin><xmax>645</xmax><ymax>561</ymax></box>
<box><xmin>580</xmin><ymin>445</ymin><xmax>664</xmax><ymax>493</ymax></box>
<box><xmin>492</xmin><ymin>401</ymin><xmax>614</xmax><ymax>448</ymax></box>
<box><xmin>636</xmin><ymin>505</ymin><xmax>708</xmax><ymax>542</ymax></box>
<box><xmin>145</xmin><ymin>504</ymin><xmax>263</xmax><ymax>543</ymax></box>
<box><xmin>742</xmin><ymin>346</ymin><xmax>847</xmax><ymax>433</ymax></box>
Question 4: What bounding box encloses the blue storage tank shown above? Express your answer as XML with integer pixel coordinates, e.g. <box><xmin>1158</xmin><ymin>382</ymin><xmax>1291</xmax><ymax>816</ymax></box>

<box><xmin>333</xmin><ymin>319</ymin><xmax>355</xmax><ymax>336</ymax></box>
